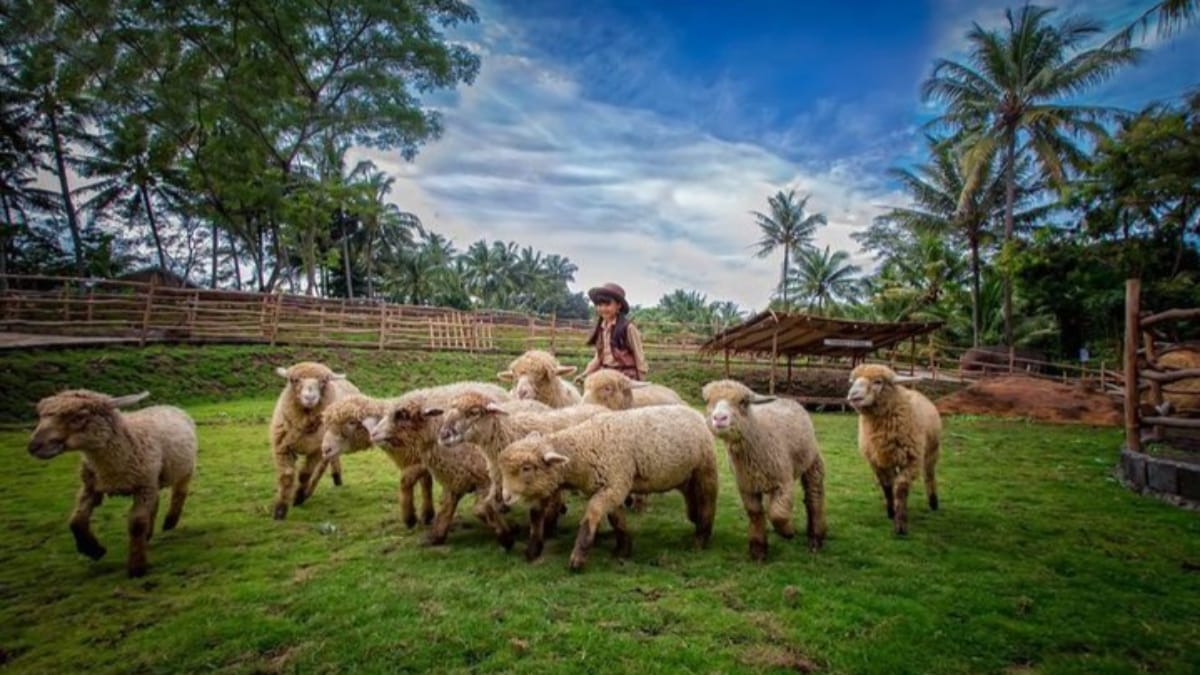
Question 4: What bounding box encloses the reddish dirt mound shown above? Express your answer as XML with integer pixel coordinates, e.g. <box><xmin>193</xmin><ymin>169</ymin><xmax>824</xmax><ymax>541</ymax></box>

<box><xmin>936</xmin><ymin>375</ymin><xmax>1121</xmax><ymax>426</ymax></box>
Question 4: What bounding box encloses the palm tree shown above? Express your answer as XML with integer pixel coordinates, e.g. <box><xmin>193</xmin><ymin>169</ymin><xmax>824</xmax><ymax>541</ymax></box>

<box><xmin>787</xmin><ymin>246</ymin><xmax>862</xmax><ymax>315</ymax></box>
<box><xmin>751</xmin><ymin>190</ymin><xmax>827</xmax><ymax>307</ymax></box>
<box><xmin>1109</xmin><ymin>0</ymin><xmax>1198</xmax><ymax>47</ymax></box>
<box><xmin>657</xmin><ymin>289</ymin><xmax>714</xmax><ymax>327</ymax></box>
<box><xmin>921</xmin><ymin>4</ymin><xmax>1139</xmax><ymax>346</ymax></box>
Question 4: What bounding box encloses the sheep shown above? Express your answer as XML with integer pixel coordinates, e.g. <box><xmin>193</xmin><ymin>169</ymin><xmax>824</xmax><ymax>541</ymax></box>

<box><xmin>581</xmin><ymin>369</ymin><xmax>684</xmax><ymax>410</ymax></box>
<box><xmin>846</xmin><ymin>364</ymin><xmax>942</xmax><ymax>536</ymax></box>
<box><xmin>269</xmin><ymin>362</ymin><xmax>360</xmax><ymax>520</ymax></box>
<box><xmin>27</xmin><ymin>390</ymin><xmax>197</xmax><ymax>578</ymax></box>
<box><xmin>702</xmin><ymin>380</ymin><xmax>827</xmax><ymax>560</ymax></box>
<box><xmin>436</xmin><ymin>392</ymin><xmax>608</xmax><ymax>560</ymax></box>
<box><xmin>497</xmin><ymin>405</ymin><xmax>718</xmax><ymax>571</ymax></box>
<box><xmin>497</xmin><ymin>350</ymin><xmax>582</xmax><ymax>407</ymax></box>
<box><xmin>366</xmin><ymin>382</ymin><xmax>513</xmax><ymax>546</ymax></box>
<box><xmin>320</xmin><ymin>395</ymin><xmax>435</xmax><ymax>529</ymax></box>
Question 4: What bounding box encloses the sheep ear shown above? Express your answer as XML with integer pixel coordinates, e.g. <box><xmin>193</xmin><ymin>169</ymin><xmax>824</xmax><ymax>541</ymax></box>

<box><xmin>361</xmin><ymin>416</ymin><xmax>380</xmax><ymax>432</ymax></box>
<box><xmin>892</xmin><ymin>375</ymin><xmax>917</xmax><ymax>384</ymax></box>
<box><xmin>628</xmin><ymin>381</ymin><xmax>650</xmax><ymax>389</ymax></box>
<box><xmin>422</xmin><ymin>407</ymin><xmax>444</xmax><ymax>418</ymax></box>
<box><xmin>484</xmin><ymin>403</ymin><xmax>509</xmax><ymax>415</ymax></box>
<box><xmin>525</xmin><ymin>431</ymin><xmax>542</xmax><ymax>440</ymax></box>
<box><xmin>111</xmin><ymin>391</ymin><xmax>150</xmax><ymax>408</ymax></box>
<box><xmin>330</xmin><ymin>373</ymin><xmax>347</xmax><ymax>381</ymax></box>
<box><xmin>276</xmin><ymin>367</ymin><xmax>290</xmax><ymax>378</ymax></box>
<box><xmin>556</xmin><ymin>365</ymin><xmax>577</xmax><ymax>376</ymax></box>
<box><xmin>497</xmin><ymin>370</ymin><xmax>514</xmax><ymax>382</ymax></box>
<box><xmin>750</xmin><ymin>395</ymin><xmax>776</xmax><ymax>405</ymax></box>
<box><xmin>542</xmin><ymin>450</ymin><xmax>569</xmax><ymax>466</ymax></box>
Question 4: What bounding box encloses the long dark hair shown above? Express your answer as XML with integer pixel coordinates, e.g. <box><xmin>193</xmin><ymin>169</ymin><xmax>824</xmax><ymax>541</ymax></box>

<box><xmin>587</xmin><ymin>314</ymin><xmax>631</xmax><ymax>350</ymax></box>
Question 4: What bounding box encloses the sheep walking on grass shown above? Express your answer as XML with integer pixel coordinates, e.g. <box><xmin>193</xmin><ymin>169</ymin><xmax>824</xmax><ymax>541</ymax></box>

<box><xmin>497</xmin><ymin>350</ymin><xmax>582</xmax><ymax>407</ymax></box>
<box><xmin>436</xmin><ymin>392</ymin><xmax>606</xmax><ymax>560</ymax></box>
<box><xmin>321</xmin><ymin>395</ymin><xmax>435</xmax><ymax>528</ymax></box>
<box><xmin>270</xmin><ymin>362</ymin><xmax>360</xmax><ymax>520</ymax></box>
<box><xmin>498</xmin><ymin>406</ymin><xmax>718</xmax><ymax>571</ymax></box>
<box><xmin>367</xmin><ymin>382</ymin><xmax>514</xmax><ymax>546</ymax></box>
<box><xmin>846</xmin><ymin>364</ymin><xmax>942</xmax><ymax>535</ymax></box>
<box><xmin>702</xmin><ymin>380</ymin><xmax>826</xmax><ymax>560</ymax></box>
<box><xmin>28</xmin><ymin>390</ymin><xmax>197</xmax><ymax>578</ymax></box>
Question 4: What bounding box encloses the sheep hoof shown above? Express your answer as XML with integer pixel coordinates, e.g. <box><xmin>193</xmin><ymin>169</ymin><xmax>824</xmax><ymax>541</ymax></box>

<box><xmin>525</xmin><ymin>545</ymin><xmax>544</xmax><ymax>562</ymax></box>
<box><xmin>424</xmin><ymin>534</ymin><xmax>448</xmax><ymax>547</ymax></box>
<box><xmin>886</xmin><ymin>507</ymin><xmax>896</xmax><ymax>520</ymax></box>
<box><xmin>404</xmin><ymin>514</ymin><xmax>418</xmax><ymax>529</ymax></box>
<box><xmin>77</xmin><ymin>542</ymin><xmax>107</xmax><ymax>561</ymax></box>
<box><xmin>568</xmin><ymin>557</ymin><xmax>587</xmax><ymax>572</ymax></box>
<box><xmin>929</xmin><ymin>495</ymin><xmax>939</xmax><ymax>511</ymax></box>
<box><xmin>292</xmin><ymin>490</ymin><xmax>308</xmax><ymax>507</ymax></box>
<box><xmin>749</xmin><ymin>540</ymin><xmax>768</xmax><ymax>562</ymax></box>
<box><xmin>163</xmin><ymin>515</ymin><xmax>180</xmax><ymax>531</ymax></box>
<box><xmin>893</xmin><ymin>524</ymin><xmax>908</xmax><ymax>537</ymax></box>
<box><xmin>808</xmin><ymin>535</ymin><xmax>825</xmax><ymax>552</ymax></box>
<box><xmin>498</xmin><ymin>531</ymin><xmax>516</xmax><ymax>551</ymax></box>
<box><xmin>332</xmin><ymin>472</ymin><xmax>343</xmax><ymax>487</ymax></box>
<box><xmin>127</xmin><ymin>564</ymin><xmax>148</xmax><ymax>578</ymax></box>
<box><xmin>421</xmin><ymin>511</ymin><xmax>435</xmax><ymax>526</ymax></box>
<box><xmin>272</xmin><ymin>504</ymin><xmax>288</xmax><ymax>520</ymax></box>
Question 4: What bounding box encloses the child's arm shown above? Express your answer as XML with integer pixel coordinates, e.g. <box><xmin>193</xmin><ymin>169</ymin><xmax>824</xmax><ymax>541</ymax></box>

<box><xmin>627</xmin><ymin>323</ymin><xmax>649</xmax><ymax>378</ymax></box>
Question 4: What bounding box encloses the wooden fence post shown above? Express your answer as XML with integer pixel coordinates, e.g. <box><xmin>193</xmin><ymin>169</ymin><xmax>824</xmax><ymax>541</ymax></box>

<box><xmin>549</xmin><ymin>312</ymin><xmax>557</xmax><ymax>354</ymax></box>
<box><xmin>909</xmin><ymin>336</ymin><xmax>917</xmax><ymax>376</ymax></box>
<box><xmin>1124</xmin><ymin>279</ymin><xmax>1141</xmax><ymax>452</ymax></box>
<box><xmin>86</xmin><ymin>286</ymin><xmax>95</xmax><ymax>324</ymax></box>
<box><xmin>62</xmin><ymin>279</ymin><xmax>71</xmax><ymax>322</ymax></box>
<box><xmin>269</xmin><ymin>292</ymin><xmax>282</xmax><ymax>346</ymax></box>
<box><xmin>378</xmin><ymin>302</ymin><xmax>387</xmax><ymax>351</ymax></box>
<box><xmin>139</xmin><ymin>277</ymin><xmax>157</xmax><ymax>346</ymax></box>
<box><xmin>769</xmin><ymin>327</ymin><xmax>779</xmax><ymax>395</ymax></box>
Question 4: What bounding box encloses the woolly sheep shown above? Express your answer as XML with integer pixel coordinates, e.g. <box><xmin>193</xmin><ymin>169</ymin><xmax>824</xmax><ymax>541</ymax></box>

<box><xmin>436</xmin><ymin>392</ymin><xmax>608</xmax><ymax>560</ymax></box>
<box><xmin>28</xmin><ymin>390</ymin><xmax>197</xmax><ymax>578</ymax></box>
<box><xmin>702</xmin><ymin>380</ymin><xmax>827</xmax><ymax>560</ymax></box>
<box><xmin>497</xmin><ymin>405</ymin><xmax>718</xmax><ymax>571</ymax></box>
<box><xmin>320</xmin><ymin>395</ymin><xmax>435</xmax><ymax>529</ymax></box>
<box><xmin>269</xmin><ymin>362</ymin><xmax>360</xmax><ymax>520</ymax></box>
<box><xmin>847</xmin><ymin>364</ymin><xmax>942</xmax><ymax>535</ymax></box>
<box><xmin>497</xmin><ymin>350</ymin><xmax>582</xmax><ymax>407</ymax></box>
<box><xmin>581</xmin><ymin>369</ymin><xmax>685</xmax><ymax>410</ymax></box>
<box><xmin>367</xmin><ymin>382</ymin><xmax>513</xmax><ymax>546</ymax></box>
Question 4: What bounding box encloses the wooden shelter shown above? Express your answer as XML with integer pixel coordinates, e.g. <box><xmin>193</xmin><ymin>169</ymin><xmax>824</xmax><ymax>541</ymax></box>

<box><xmin>699</xmin><ymin>311</ymin><xmax>943</xmax><ymax>393</ymax></box>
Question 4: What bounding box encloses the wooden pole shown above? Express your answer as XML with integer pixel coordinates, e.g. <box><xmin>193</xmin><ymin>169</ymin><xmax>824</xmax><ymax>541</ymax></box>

<box><xmin>549</xmin><ymin>312</ymin><xmax>557</xmax><ymax>354</ymax></box>
<box><xmin>86</xmin><ymin>286</ymin><xmax>95</xmax><ymax>324</ymax></box>
<box><xmin>1008</xmin><ymin>345</ymin><xmax>1016</xmax><ymax>374</ymax></box>
<box><xmin>269</xmin><ymin>292</ymin><xmax>282</xmax><ymax>346</ymax></box>
<box><xmin>139</xmin><ymin>277</ymin><xmax>157</xmax><ymax>346</ymax></box>
<box><xmin>786</xmin><ymin>354</ymin><xmax>793</xmax><ymax>390</ymax></box>
<box><xmin>428</xmin><ymin>318</ymin><xmax>435</xmax><ymax>349</ymax></box>
<box><xmin>61</xmin><ymin>280</ymin><xmax>71</xmax><ymax>322</ymax></box>
<box><xmin>378</xmin><ymin>302</ymin><xmax>387</xmax><ymax>351</ymax></box>
<box><xmin>1142</xmin><ymin>328</ymin><xmax>1164</xmax><ymax>437</ymax></box>
<box><xmin>769</xmin><ymin>328</ymin><xmax>779</xmax><ymax>395</ymax></box>
<box><xmin>724</xmin><ymin>348</ymin><xmax>730</xmax><ymax>378</ymax></box>
<box><xmin>1124</xmin><ymin>278</ymin><xmax>1141</xmax><ymax>453</ymax></box>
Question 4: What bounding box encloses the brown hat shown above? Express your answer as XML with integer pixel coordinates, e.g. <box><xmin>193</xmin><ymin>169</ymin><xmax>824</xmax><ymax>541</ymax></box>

<box><xmin>587</xmin><ymin>282</ymin><xmax>629</xmax><ymax>315</ymax></box>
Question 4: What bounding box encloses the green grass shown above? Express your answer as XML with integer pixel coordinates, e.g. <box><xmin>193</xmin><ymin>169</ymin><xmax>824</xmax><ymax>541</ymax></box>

<box><xmin>3</xmin><ymin>400</ymin><xmax>1199</xmax><ymax>673</ymax></box>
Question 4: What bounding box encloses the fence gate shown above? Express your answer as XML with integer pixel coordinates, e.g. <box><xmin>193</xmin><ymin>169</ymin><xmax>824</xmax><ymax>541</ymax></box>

<box><xmin>427</xmin><ymin>312</ymin><xmax>493</xmax><ymax>351</ymax></box>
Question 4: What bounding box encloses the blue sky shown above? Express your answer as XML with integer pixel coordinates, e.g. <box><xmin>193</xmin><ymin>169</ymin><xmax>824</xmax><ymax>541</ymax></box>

<box><xmin>362</xmin><ymin>0</ymin><xmax>1200</xmax><ymax>310</ymax></box>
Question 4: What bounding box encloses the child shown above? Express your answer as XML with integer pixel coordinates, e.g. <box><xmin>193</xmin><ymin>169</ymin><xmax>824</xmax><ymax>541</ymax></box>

<box><xmin>578</xmin><ymin>282</ymin><xmax>648</xmax><ymax>382</ymax></box>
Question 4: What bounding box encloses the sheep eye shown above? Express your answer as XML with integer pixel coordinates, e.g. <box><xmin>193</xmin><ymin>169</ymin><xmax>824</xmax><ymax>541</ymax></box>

<box><xmin>289</xmin><ymin>378</ymin><xmax>298</xmax><ymax>387</ymax></box>
<box><xmin>874</xmin><ymin>378</ymin><xmax>883</xmax><ymax>385</ymax></box>
<box><xmin>521</xmin><ymin>464</ymin><xmax>534</xmax><ymax>474</ymax></box>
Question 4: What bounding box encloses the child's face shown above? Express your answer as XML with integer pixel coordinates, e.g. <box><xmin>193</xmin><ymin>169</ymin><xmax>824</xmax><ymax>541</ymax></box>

<box><xmin>594</xmin><ymin>299</ymin><xmax>618</xmax><ymax>320</ymax></box>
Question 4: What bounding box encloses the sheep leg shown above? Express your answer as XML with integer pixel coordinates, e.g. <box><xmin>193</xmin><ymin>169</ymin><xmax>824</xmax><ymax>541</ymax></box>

<box><xmin>740</xmin><ymin>491</ymin><xmax>769</xmax><ymax>562</ymax></box>
<box><xmin>543</xmin><ymin>491</ymin><xmax>565</xmax><ymax>537</ymax></box>
<box><xmin>69</xmin><ymin>470</ymin><xmax>107</xmax><ymax>561</ymax></box>
<box><xmin>330</xmin><ymin>456</ymin><xmax>344</xmax><ymax>486</ymax></box>
<box><xmin>874</xmin><ymin>467</ymin><xmax>896</xmax><ymax>520</ymax></box>
<box><xmin>304</xmin><ymin>454</ymin><xmax>330</xmax><ymax>500</ymax></box>
<box><xmin>526</xmin><ymin>501</ymin><xmax>548</xmax><ymax>562</ymax></box>
<box><xmin>893</xmin><ymin>472</ymin><xmax>914</xmax><ymax>536</ymax></box>
<box><xmin>767</xmin><ymin>488</ymin><xmax>796</xmax><ymax>540</ymax></box>
<box><xmin>426</xmin><ymin>489</ymin><xmax>462</xmax><ymax>546</ymax></box>
<box><xmin>801</xmin><ymin>457</ymin><xmax>827</xmax><ymax>551</ymax></box>
<box><xmin>293</xmin><ymin>454</ymin><xmax>319</xmax><ymax>506</ymax></box>
<box><xmin>607</xmin><ymin>507</ymin><xmax>633</xmax><ymax>559</ymax></box>
<box><xmin>273</xmin><ymin>451</ymin><xmax>298</xmax><ymax>520</ymax></box>
<box><xmin>692</xmin><ymin>466</ymin><xmax>718</xmax><ymax>548</ymax></box>
<box><xmin>418</xmin><ymin>470</ymin><xmax>435</xmax><ymax>525</ymax></box>
<box><xmin>475</xmin><ymin>495</ymin><xmax>516</xmax><ymax>551</ymax></box>
<box><xmin>163</xmin><ymin>476</ymin><xmax>190</xmax><ymax>531</ymax></box>
<box><xmin>569</xmin><ymin>489</ymin><xmax>622</xmax><ymax>572</ymax></box>
<box><xmin>126</xmin><ymin>487</ymin><xmax>158</xmax><ymax>578</ymax></box>
<box><xmin>924</xmin><ymin>446</ymin><xmax>940</xmax><ymax>511</ymax></box>
<box><xmin>398</xmin><ymin>465</ymin><xmax>423</xmax><ymax>528</ymax></box>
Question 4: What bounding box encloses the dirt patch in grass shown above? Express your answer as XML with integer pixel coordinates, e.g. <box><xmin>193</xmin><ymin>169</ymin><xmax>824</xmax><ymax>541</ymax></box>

<box><xmin>741</xmin><ymin>644</ymin><xmax>822</xmax><ymax>672</ymax></box>
<box><xmin>936</xmin><ymin>375</ymin><xmax>1121</xmax><ymax>426</ymax></box>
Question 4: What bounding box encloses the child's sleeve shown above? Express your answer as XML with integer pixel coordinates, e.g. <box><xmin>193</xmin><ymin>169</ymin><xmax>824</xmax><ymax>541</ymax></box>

<box><xmin>628</xmin><ymin>323</ymin><xmax>649</xmax><ymax>377</ymax></box>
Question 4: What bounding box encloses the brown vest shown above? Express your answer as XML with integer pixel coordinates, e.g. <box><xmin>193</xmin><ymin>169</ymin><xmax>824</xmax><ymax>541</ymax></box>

<box><xmin>597</xmin><ymin>324</ymin><xmax>640</xmax><ymax>380</ymax></box>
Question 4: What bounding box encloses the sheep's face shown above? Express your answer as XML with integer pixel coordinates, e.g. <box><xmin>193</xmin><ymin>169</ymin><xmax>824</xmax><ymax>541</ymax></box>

<box><xmin>369</xmin><ymin>401</ymin><xmax>441</xmax><ymax>447</ymax></box>
<box><xmin>28</xmin><ymin>391</ymin><xmax>148</xmax><ymax>459</ymax></box>
<box><xmin>276</xmin><ymin>364</ymin><xmax>345</xmax><ymax>410</ymax></box>
<box><xmin>498</xmin><ymin>434</ymin><xmax>567</xmax><ymax>505</ymax></box>
<box><xmin>321</xmin><ymin>421</ymin><xmax>372</xmax><ymax>460</ymax></box>
<box><xmin>581</xmin><ymin>370</ymin><xmax>636</xmax><ymax>410</ymax></box>
<box><xmin>701</xmin><ymin>381</ymin><xmax>773</xmax><ymax>441</ymax></box>
<box><xmin>498</xmin><ymin>352</ymin><xmax>575</xmax><ymax>401</ymax></box>
<box><xmin>847</xmin><ymin>365</ymin><xmax>897</xmax><ymax>410</ymax></box>
<box><xmin>438</xmin><ymin>393</ymin><xmax>506</xmax><ymax>447</ymax></box>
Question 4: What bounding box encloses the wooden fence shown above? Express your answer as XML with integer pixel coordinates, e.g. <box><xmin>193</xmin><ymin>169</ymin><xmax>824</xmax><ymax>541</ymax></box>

<box><xmin>1123</xmin><ymin>278</ymin><xmax>1200</xmax><ymax>452</ymax></box>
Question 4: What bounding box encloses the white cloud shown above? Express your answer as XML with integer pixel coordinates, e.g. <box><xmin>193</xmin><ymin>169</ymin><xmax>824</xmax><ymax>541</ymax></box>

<box><xmin>352</xmin><ymin>33</ymin><xmax>899</xmax><ymax>311</ymax></box>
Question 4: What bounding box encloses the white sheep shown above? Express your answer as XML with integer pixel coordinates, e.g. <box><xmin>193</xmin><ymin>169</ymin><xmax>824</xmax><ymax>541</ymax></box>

<box><xmin>436</xmin><ymin>391</ymin><xmax>608</xmax><ymax>560</ymax></box>
<box><xmin>497</xmin><ymin>350</ymin><xmax>582</xmax><ymax>407</ymax></box>
<box><xmin>847</xmin><ymin>364</ymin><xmax>942</xmax><ymax>535</ymax></box>
<box><xmin>269</xmin><ymin>362</ymin><xmax>360</xmax><ymax>520</ymax></box>
<box><xmin>28</xmin><ymin>390</ymin><xmax>197</xmax><ymax>577</ymax></box>
<box><xmin>702</xmin><ymin>380</ymin><xmax>827</xmax><ymax>560</ymax></box>
<box><xmin>497</xmin><ymin>405</ymin><xmax>718</xmax><ymax>571</ymax></box>
<box><xmin>581</xmin><ymin>369</ymin><xmax>684</xmax><ymax>410</ymax></box>
<box><xmin>366</xmin><ymin>382</ymin><xmax>514</xmax><ymax>546</ymax></box>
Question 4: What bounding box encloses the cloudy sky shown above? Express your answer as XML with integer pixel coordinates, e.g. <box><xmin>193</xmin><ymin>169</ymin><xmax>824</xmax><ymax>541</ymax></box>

<box><xmin>358</xmin><ymin>0</ymin><xmax>1199</xmax><ymax>310</ymax></box>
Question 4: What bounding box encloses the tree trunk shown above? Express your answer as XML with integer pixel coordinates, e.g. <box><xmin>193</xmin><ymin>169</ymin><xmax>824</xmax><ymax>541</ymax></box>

<box><xmin>210</xmin><ymin>221</ymin><xmax>219</xmax><ymax>289</ymax></box>
<box><xmin>227</xmin><ymin>229</ymin><xmax>242</xmax><ymax>291</ymax></box>
<box><xmin>780</xmin><ymin>246</ymin><xmax>790</xmax><ymax>307</ymax></box>
<box><xmin>364</xmin><ymin>231</ymin><xmax>374</xmax><ymax>298</ymax></box>
<box><xmin>48</xmin><ymin>109</ymin><xmax>86</xmax><ymax>278</ymax></box>
<box><xmin>1002</xmin><ymin>131</ymin><xmax>1016</xmax><ymax>348</ymax></box>
<box><xmin>970</xmin><ymin>228</ymin><xmax>982</xmax><ymax>347</ymax></box>
<box><xmin>1173</xmin><ymin>196</ymin><xmax>1189</xmax><ymax>277</ymax></box>
<box><xmin>341</xmin><ymin>214</ymin><xmax>354</xmax><ymax>298</ymax></box>
<box><xmin>0</xmin><ymin>193</ymin><xmax>13</xmax><ymax>293</ymax></box>
<box><xmin>138</xmin><ymin>184</ymin><xmax>169</xmax><ymax>272</ymax></box>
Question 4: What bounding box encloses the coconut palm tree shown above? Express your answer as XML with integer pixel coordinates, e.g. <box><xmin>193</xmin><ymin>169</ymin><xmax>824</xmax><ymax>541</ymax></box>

<box><xmin>921</xmin><ymin>4</ymin><xmax>1139</xmax><ymax>346</ymax></box>
<box><xmin>751</xmin><ymin>190</ymin><xmax>827</xmax><ymax>307</ymax></box>
<box><xmin>1109</xmin><ymin>0</ymin><xmax>1198</xmax><ymax>47</ymax></box>
<box><xmin>787</xmin><ymin>246</ymin><xmax>862</xmax><ymax>315</ymax></box>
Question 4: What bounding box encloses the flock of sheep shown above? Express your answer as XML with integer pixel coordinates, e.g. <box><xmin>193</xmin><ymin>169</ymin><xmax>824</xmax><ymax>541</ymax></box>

<box><xmin>26</xmin><ymin>349</ymin><xmax>943</xmax><ymax>577</ymax></box>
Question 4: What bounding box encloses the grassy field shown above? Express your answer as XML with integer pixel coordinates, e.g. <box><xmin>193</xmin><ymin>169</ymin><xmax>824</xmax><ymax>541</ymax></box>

<box><xmin>3</xmin><ymin>396</ymin><xmax>1199</xmax><ymax>673</ymax></box>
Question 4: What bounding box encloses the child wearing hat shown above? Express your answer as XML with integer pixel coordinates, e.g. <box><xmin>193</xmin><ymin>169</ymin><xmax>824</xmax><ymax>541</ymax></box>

<box><xmin>577</xmin><ymin>282</ymin><xmax>648</xmax><ymax>382</ymax></box>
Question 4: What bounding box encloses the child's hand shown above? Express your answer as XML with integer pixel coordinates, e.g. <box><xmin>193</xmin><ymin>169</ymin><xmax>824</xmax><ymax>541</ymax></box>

<box><xmin>572</xmin><ymin>373</ymin><xmax>586</xmax><ymax>386</ymax></box>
